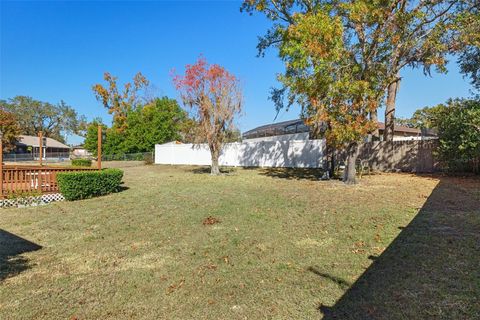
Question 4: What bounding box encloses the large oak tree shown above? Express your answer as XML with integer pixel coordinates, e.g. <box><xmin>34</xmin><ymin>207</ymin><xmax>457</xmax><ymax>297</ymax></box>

<box><xmin>375</xmin><ymin>0</ymin><xmax>479</xmax><ymax>141</ymax></box>
<box><xmin>242</xmin><ymin>0</ymin><xmax>479</xmax><ymax>144</ymax></box>
<box><xmin>0</xmin><ymin>96</ymin><xmax>86</xmax><ymax>143</ymax></box>
<box><xmin>243</xmin><ymin>1</ymin><xmax>391</xmax><ymax>183</ymax></box>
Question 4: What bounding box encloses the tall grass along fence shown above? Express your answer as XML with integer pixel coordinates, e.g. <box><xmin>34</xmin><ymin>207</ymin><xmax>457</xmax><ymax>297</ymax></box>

<box><xmin>1</xmin><ymin>165</ymin><xmax>97</xmax><ymax>199</ymax></box>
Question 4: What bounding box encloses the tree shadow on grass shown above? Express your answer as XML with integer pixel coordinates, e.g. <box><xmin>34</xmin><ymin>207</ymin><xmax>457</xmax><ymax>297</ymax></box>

<box><xmin>257</xmin><ymin>167</ymin><xmax>325</xmax><ymax>181</ymax></box>
<box><xmin>191</xmin><ymin>166</ymin><xmax>236</xmax><ymax>175</ymax></box>
<box><xmin>317</xmin><ymin>176</ymin><xmax>480</xmax><ymax>319</ymax></box>
<box><xmin>308</xmin><ymin>266</ymin><xmax>351</xmax><ymax>291</ymax></box>
<box><xmin>0</xmin><ymin>229</ymin><xmax>42</xmax><ymax>282</ymax></box>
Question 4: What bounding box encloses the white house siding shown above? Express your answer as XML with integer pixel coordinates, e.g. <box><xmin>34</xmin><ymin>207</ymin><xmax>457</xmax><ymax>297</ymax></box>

<box><xmin>392</xmin><ymin>136</ymin><xmax>438</xmax><ymax>141</ymax></box>
<box><xmin>155</xmin><ymin>140</ymin><xmax>326</xmax><ymax>168</ymax></box>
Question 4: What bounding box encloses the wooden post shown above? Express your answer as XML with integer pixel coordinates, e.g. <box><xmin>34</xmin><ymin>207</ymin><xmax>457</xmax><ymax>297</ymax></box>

<box><xmin>38</xmin><ymin>132</ymin><xmax>43</xmax><ymax>193</ymax></box>
<box><xmin>39</xmin><ymin>132</ymin><xmax>43</xmax><ymax>166</ymax></box>
<box><xmin>97</xmin><ymin>125</ymin><xmax>102</xmax><ymax>170</ymax></box>
<box><xmin>0</xmin><ymin>136</ymin><xmax>3</xmax><ymax>199</ymax></box>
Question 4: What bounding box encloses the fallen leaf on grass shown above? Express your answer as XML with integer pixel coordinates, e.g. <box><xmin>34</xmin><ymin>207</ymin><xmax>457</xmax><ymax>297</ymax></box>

<box><xmin>166</xmin><ymin>279</ymin><xmax>185</xmax><ymax>294</ymax></box>
<box><xmin>205</xmin><ymin>264</ymin><xmax>217</xmax><ymax>270</ymax></box>
<box><xmin>351</xmin><ymin>249</ymin><xmax>366</xmax><ymax>254</ymax></box>
<box><xmin>354</xmin><ymin>241</ymin><xmax>365</xmax><ymax>247</ymax></box>
<box><xmin>203</xmin><ymin>216</ymin><xmax>220</xmax><ymax>225</ymax></box>
<box><xmin>372</xmin><ymin>246</ymin><xmax>385</xmax><ymax>254</ymax></box>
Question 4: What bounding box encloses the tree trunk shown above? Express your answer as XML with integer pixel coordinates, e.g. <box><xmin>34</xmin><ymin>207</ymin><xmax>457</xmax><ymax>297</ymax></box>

<box><xmin>384</xmin><ymin>77</ymin><xmax>400</xmax><ymax>142</ymax></box>
<box><xmin>370</xmin><ymin>110</ymin><xmax>380</xmax><ymax>140</ymax></box>
<box><xmin>329</xmin><ymin>147</ymin><xmax>335</xmax><ymax>179</ymax></box>
<box><xmin>343</xmin><ymin>142</ymin><xmax>358</xmax><ymax>185</ymax></box>
<box><xmin>322</xmin><ymin>145</ymin><xmax>335</xmax><ymax>179</ymax></box>
<box><xmin>210</xmin><ymin>147</ymin><xmax>221</xmax><ymax>175</ymax></box>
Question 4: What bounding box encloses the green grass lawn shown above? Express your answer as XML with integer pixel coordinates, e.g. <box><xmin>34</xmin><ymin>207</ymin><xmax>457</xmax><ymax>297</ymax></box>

<box><xmin>0</xmin><ymin>164</ymin><xmax>479</xmax><ymax>319</ymax></box>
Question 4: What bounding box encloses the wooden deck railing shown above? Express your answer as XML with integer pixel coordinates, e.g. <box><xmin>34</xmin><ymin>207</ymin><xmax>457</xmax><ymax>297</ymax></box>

<box><xmin>1</xmin><ymin>165</ymin><xmax>97</xmax><ymax>198</ymax></box>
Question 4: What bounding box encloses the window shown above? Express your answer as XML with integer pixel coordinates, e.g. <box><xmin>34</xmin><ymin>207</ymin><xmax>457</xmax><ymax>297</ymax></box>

<box><xmin>296</xmin><ymin>123</ymin><xmax>309</xmax><ymax>133</ymax></box>
<box><xmin>285</xmin><ymin>124</ymin><xmax>296</xmax><ymax>134</ymax></box>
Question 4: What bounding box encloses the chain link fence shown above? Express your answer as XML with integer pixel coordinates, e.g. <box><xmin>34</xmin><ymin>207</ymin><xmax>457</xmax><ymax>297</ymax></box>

<box><xmin>3</xmin><ymin>151</ymin><xmax>154</xmax><ymax>166</ymax></box>
<box><xmin>3</xmin><ymin>152</ymin><xmax>70</xmax><ymax>164</ymax></box>
<box><xmin>101</xmin><ymin>152</ymin><xmax>154</xmax><ymax>164</ymax></box>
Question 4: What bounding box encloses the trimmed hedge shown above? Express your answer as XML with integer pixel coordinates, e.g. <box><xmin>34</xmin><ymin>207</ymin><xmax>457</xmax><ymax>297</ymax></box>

<box><xmin>57</xmin><ymin>168</ymin><xmax>124</xmax><ymax>201</ymax></box>
<box><xmin>71</xmin><ymin>158</ymin><xmax>92</xmax><ymax>167</ymax></box>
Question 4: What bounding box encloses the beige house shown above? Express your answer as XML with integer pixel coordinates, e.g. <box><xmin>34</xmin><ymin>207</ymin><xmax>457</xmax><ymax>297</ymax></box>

<box><xmin>71</xmin><ymin>146</ymin><xmax>92</xmax><ymax>158</ymax></box>
<box><xmin>11</xmin><ymin>135</ymin><xmax>70</xmax><ymax>160</ymax></box>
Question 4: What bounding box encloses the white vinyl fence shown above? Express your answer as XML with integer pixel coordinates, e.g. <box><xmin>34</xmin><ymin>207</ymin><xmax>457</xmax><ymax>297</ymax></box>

<box><xmin>155</xmin><ymin>140</ymin><xmax>326</xmax><ymax>168</ymax></box>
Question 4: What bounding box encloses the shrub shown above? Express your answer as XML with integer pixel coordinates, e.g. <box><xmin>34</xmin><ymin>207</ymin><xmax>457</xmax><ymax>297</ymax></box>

<box><xmin>435</xmin><ymin>99</ymin><xmax>480</xmax><ymax>173</ymax></box>
<box><xmin>57</xmin><ymin>168</ymin><xmax>124</xmax><ymax>201</ymax></box>
<box><xmin>144</xmin><ymin>152</ymin><xmax>154</xmax><ymax>165</ymax></box>
<box><xmin>6</xmin><ymin>190</ymin><xmax>42</xmax><ymax>199</ymax></box>
<box><xmin>71</xmin><ymin>158</ymin><xmax>92</xmax><ymax>167</ymax></box>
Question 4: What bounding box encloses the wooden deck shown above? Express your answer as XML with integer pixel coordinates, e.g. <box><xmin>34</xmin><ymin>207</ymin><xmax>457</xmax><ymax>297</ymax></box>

<box><xmin>1</xmin><ymin>165</ymin><xmax>97</xmax><ymax>198</ymax></box>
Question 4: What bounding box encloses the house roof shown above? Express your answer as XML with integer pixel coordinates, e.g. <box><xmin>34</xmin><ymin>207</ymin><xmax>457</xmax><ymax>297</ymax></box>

<box><xmin>243</xmin><ymin>119</ymin><xmax>305</xmax><ymax>136</ymax></box>
<box><xmin>243</xmin><ymin>119</ymin><xmax>307</xmax><ymax>138</ymax></box>
<box><xmin>243</xmin><ymin>119</ymin><xmax>437</xmax><ymax>138</ymax></box>
<box><xmin>377</xmin><ymin>122</ymin><xmax>420</xmax><ymax>134</ymax></box>
<box><xmin>16</xmin><ymin>135</ymin><xmax>70</xmax><ymax>149</ymax></box>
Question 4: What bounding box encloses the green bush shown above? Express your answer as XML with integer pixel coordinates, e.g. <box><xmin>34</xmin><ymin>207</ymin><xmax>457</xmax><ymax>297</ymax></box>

<box><xmin>435</xmin><ymin>99</ymin><xmax>480</xmax><ymax>173</ymax></box>
<box><xmin>144</xmin><ymin>153</ymin><xmax>154</xmax><ymax>165</ymax></box>
<box><xmin>71</xmin><ymin>158</ymin><xmax>92</xmax><ymax>167</ymax></box>
<box><xmin>57</xmin><ymin>168</ymin><xmax>124</xmax><ymax>201</ymax></box>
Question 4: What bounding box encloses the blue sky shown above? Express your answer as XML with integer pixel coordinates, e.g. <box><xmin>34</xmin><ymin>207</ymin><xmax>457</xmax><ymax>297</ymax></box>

<box><xmin>0</xmin><ymin>1</ymin><xmax>474</xmax><ymax>145</ymax></box>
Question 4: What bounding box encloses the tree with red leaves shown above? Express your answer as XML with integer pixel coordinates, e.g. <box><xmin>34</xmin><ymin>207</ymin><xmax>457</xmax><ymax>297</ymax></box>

<box><xmin>173</xmin><ymin>57</ymin><xmax>242</xmax><ymax>175</ymax></box>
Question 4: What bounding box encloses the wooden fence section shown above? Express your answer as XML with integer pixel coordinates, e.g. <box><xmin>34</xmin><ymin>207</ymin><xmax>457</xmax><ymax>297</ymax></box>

<box><xmin>1</xmin><ymin>166</ymin><xmax>97</xmax><ymax>198</ymax></box>
<box><xmin>336</xmin><ymin>140</ymin><xmax>439</xmax><ymax>173</ymax></box>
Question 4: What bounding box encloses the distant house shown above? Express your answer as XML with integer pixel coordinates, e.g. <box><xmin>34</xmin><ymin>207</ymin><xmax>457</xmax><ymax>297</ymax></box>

<box><xmin>242</xmin><ymin>119</ymin><xmax>437</xmax><ymax>142</ymax></box>
<box><xmin>71</xmin><ymin>145</ymin><xmax>92</xmax><ymax>158</ymax></box>
<box><xmin>11</xmin><ymin>135</ymin><xmax>70</xmax><ymax>159</ymax></box>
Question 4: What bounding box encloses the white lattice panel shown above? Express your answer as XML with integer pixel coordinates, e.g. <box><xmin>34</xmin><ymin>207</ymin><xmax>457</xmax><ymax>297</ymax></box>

<box><xmin>41</xmin><ymin>193</ymin><xmax>65</xmax><ymax>203</ymax></box>
<box><xmin>0</xmin><ymin>193</ymin><xmax>65</xmax><ymax>208</ymax></box>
